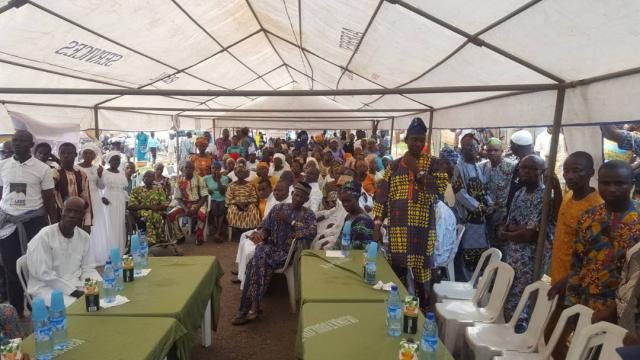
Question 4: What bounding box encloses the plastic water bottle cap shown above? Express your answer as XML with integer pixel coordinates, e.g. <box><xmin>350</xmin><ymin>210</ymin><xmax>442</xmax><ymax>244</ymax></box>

<box><xmin>367</xmin><ymin>242</ymin><xmax>378</xmax><ymax>259</ymax></box>
<box><xmin>31</xmin><ymin>297</ymin><xmax>48</xmax><ymax>322</ymax></box>
<box><xmin>105</xmin><ymin>259</ymin><xmax>112</xmax><ymax>266</ymax></box>
<box><xmin>426</xmin><ymin>312</ymin><xmax>435</xmax><ymax>321</ymax></box>
<box><xmin>50</xmin><ymin>289</ymin><xmax>65</xmax><ymax>312</ymax></box>
<box><xmin>391</xmin><ymin>285</ymin><xmax>398</xmax><ymax>292</ymax></box>
<box><xmin>130</xmin><ymin>234</ymin><xmax>140</xmax><ymax>251</ymax></box>
<box><xmin>110</xmin><ymin>247</ymin><xmax>121</xmax><ymax>264</ymax></box>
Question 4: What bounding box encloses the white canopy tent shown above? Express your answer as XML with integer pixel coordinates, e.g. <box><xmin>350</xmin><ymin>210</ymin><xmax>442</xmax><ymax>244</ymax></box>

<box><xmin>2</xmin><ymin>0</ymin><xmax>640</xmax><ymax>277</ymax></box>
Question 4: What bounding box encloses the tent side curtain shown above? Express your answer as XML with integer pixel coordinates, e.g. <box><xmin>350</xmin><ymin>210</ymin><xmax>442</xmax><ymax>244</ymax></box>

<box><xmin>394</xmin><ymin>72</ymin><xmax>640</xmax><ymax>130</ymax></box>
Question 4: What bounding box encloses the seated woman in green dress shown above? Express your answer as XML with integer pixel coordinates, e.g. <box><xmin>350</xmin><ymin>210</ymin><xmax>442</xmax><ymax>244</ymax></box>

<box><xmin>331</xmin><ymin>181</ymin><xmax>374</xmax><ymax>250</ymax></box>
<box><xmin>128</xmin><ymin>170</ymin><xmax>169</xmax><ymax>246</ymax></box>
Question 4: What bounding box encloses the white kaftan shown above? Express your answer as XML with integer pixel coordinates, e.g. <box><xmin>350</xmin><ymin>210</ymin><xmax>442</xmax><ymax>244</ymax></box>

<box><xmin>27</xmin><ymin>224</ymin><xmax>101</xmax><ymax>307</ymax></box>
<box><xmin>102</xmin><ymin>170</ymin><xmax>128</xmax><ymax>254</ymax></box>
<box><xmin>78</xmin><ymin>165</ymin><xmax>109</xmax><ymax>264</ymax></box>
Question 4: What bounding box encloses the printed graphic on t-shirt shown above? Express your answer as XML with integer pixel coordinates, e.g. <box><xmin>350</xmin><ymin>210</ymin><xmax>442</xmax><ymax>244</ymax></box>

<box><xmin>7</xmin><ymin>183</ymin><xmax>27</xmax><ymax>207</ymax></box>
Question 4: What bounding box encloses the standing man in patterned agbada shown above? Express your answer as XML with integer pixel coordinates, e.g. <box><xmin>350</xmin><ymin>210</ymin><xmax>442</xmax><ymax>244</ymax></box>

<box><xmin>52</xmin><ymin>143</ymin><xmax>92</xmax><ymax>233</ymax></box>
<box><xmin>373</xmin><ymin>117</ymin><xmax>447</xmax><ymax>309</ymax></box>
<box><xmin>485</xmin><ymin>138</ymin><xmax>517</xmax><ymax>253</ymax></box>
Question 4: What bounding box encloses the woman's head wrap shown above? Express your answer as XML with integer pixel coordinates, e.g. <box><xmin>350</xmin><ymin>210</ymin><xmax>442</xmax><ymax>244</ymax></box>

<box><xmin>195</xmin><ymin>136</ymin><xmax>208</xmax><ymax>146</ymax></box>
<box><xmin>340</xmin><ymin>181</ymin><xmax>361</xmax><ymax>199</ymax></box>
<box><xmin>439</xmin><ymin>145</ymin><xmax>459</xmax><ymax>164</ymax></box>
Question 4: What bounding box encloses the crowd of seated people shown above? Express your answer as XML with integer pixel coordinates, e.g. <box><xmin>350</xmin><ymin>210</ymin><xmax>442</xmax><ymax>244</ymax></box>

<box><xmin>0</xmin><ymin>122</ymin><xmax>638</xmax><ymax>352</ymax></box>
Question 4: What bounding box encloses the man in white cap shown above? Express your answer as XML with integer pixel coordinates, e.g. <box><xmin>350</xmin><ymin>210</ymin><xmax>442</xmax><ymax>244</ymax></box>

<box><xmin>506</xmin><ymin>130</ymin><xmax>535</xmax><ymax>212</ymax></box>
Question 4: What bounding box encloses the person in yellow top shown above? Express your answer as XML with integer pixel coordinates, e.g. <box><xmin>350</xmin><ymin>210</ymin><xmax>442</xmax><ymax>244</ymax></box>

<box><xmin>545</xmin><ymin>151</ymin><xmax>603</xmax><ymax>353</ymax></box>
<box><xmin>550</xmin><ymin>151</ymin><xmax>603</xmax><ymax>285</ymax></box>
<box><xmin>252</xmin><ymin>162</ymin><xmax>276</xmax><ymax>190</ymax></box>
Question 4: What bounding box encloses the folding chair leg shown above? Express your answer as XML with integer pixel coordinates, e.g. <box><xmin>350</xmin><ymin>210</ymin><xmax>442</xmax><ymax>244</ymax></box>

<box><xmin>285</xmin><ymin>267</ymin><xmax>297</xmax><ymax>314</ymax></box>
<box><xmin>228</xmin><ymin>226</ymin><xmax>233</xmax><ymax>242</ymax></box>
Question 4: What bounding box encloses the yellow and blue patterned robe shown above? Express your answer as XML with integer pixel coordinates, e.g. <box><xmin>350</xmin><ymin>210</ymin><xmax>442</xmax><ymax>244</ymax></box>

<box><xmin>373</xmin><ymin>154</ymin><xmax>447</xmax><ymax>283</ymax></box>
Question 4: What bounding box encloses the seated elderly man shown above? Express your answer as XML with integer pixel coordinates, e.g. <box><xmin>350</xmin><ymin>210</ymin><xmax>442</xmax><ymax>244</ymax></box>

<box><xmin>233</xmin><ymin>179</ymin><xmax>292</xmax><ymax>286</ymax></box>
<box><xmin>168</xmin><ymin>160</ymin><xmax>208</xmax><ymax>245</ymax></box>
<box><xmin>232</xmin><ymin>182</ymin><xmax>317</xmax><ymax>325</ymax></box>
<box><xmin>27</xmin><ymin>197</ymin><xmax>101</xmax><ymax>307</ymax></box>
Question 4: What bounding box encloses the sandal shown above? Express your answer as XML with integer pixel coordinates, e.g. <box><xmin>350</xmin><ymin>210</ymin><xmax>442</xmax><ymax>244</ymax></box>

<box><xmin>246</xmin><ymin>310</ymin><xmax>259</xmax><ymax>321</ymax></box>
<box><xmin>231</xmin><ymin>313</ymin><xmax>250</xmax><ymax>326</ymax></box>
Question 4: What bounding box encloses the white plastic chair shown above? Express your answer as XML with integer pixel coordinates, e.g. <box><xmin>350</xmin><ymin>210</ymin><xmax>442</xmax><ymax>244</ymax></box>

<box><xmin>465</xmin><ymin>281</ymin><xmax>557</xmax><ymax>360</ymax></box>
<box><xmin>495</xmin><ymin>304</ymin><xmax>594</xmax><ymax>360</ymax></box>
<box><xmin>274</xmin><ymin>238</ymin><xmax>298</xmax><ymax>313</ymax></box>
<box><xmin>443</xmin><ymin>224</ymin><xmax>465</xmax><ymax>281</ymax></box>
<box><xmin>16</xmin><ymin>255</ymin><xmax>32</xmax><ymax>307</ymax></box>
<box><xmin>434</xmin><ymin>247</ymin><xmax>502</xmax><ymax>302</ymax></box>
<box><xmin>436</xmin><ymin>261</ymin><xmax>514</xmax><ymax>356</ymax></box>
<box><xmin>566</xmin><ymin>321</ymin><xmax>626</xmax><ymax>360</ymax></box>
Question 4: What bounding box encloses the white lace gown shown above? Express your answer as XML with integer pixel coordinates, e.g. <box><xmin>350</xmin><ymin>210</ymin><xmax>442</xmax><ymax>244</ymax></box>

<box><xmin>78</xmin><ymin>165</ymin><xmax>110</xmax><ymax>264</ymax></box>
<box><xmin>102</xmin><ymin>170</ymin><xmax>129</xmax><ymax>255</ymax></box>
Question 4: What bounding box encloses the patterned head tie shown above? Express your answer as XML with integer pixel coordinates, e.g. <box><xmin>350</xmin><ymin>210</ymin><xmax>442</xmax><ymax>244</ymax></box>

<box><xmin>195</xmin><ymin>136</ymin><xmax>208</xmax><ymax>146</ymax></box>
<box><xmin>340</xmin><ymin>180</ymin><xmax>362</xmax><ymax>199</ymax></box>
<box><xmin>256</xmin><ymin>161</ymin><xmax>269</xmax><ymax>170</ymax></box>
<box><xmin>439</xmin><ymin>145</ymin><xmax>459</xmax><ymax>164</ymax></box>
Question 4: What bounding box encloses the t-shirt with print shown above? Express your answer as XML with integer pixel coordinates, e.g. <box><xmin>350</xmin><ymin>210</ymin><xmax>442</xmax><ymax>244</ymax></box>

<box><xmin>0</xmin><ymin>156</ymin><xmax>55</xmax><ymax>216</ymax></box>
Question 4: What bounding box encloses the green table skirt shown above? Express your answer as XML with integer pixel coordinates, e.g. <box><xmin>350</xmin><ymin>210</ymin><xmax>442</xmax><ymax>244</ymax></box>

<box><xmin>300</xmin><ymin>250</ymin><xmax>407</xmax><ymax>304</ymax></box>
<box><xmin>66</xmin><ymin>256</ymin><xmax>224</xmax><ymax>360</ymax></box>
<box><xmin>298</xmin><ymin>302</ymin><xmax>453</xmax><ymax>360</ymax></box>
<box><xmin>23</xmin><ymin>316</ymin><xmax>187</xmax><ymax>360</ymax></box>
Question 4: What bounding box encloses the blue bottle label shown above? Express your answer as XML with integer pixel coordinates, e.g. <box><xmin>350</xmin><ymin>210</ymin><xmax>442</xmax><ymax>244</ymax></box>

<box><xmin>35</xmin><ymin>325</ymin><xmax>52</xmax><ymax>342</ymax></box>
<box><xmin>50</xmin><ymin>316</ymin><xmax>66</xmax><ymax>331</ymax></box>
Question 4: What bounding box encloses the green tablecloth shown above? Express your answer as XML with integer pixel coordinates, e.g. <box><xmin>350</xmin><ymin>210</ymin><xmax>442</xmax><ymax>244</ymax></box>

<box><xmin>299</xmin><ymin>303</ymin><xmax>453</xmax><ymax>360</ymax></box>
<box><xmin>23</xmin><ymin>316</ymin><xmax>186</xmax><ymax>360</ymax></box>
<box><xmin>300</xmin><ymin>250</ymin><xmax>407</xmax><ymax>304</ymax></box>
<box><xmin>66</xmin><ymin>256</ymin><xmax>223</xmax><ymax>360</ymax></box>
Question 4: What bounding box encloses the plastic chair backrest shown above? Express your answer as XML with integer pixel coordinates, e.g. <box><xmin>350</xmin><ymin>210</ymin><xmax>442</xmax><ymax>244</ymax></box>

<box><xmin>469</xmin><ymin>248</ymin><xmax>503</xmax><ymax>287</ymax></box>
<box><xmin>16</xmin><ymin>255</ymin><xmax>32</xmax><ymax>306</ymax></box>
<box><xmin>506</xmin><ymin>281</ymin><xmax>557</xmax><ymax>348</ymax></box>
<box><xmin>540</xmin><ymin>304</ymin><xmax>593</xmax><ymax>357</ymax></box>
<box><xmin>566</xmin><ymin>321</ymin><xmax>627</xmax><ymax>360</ymax></box>
<box><xmin>472</xmin><ymin>261</ymin><xmax>514</xmax><ymax>320</ymax></box>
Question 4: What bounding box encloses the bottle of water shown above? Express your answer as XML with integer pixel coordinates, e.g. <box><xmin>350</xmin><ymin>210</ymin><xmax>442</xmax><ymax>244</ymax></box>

<box><xmin>130</xmin><ymin>233</ymin><xmax>142</xmax><ymax>276</ymax></box>
<box><xmin>49</xmin><ymin>290</ymin><xmax>67</xmax><ymax>351</ymax></box>
<box><xmin>138</xmin><ymin>230</ymin><xmax>149</xmax><ymax>269</ymax></box>
<box><xmin>110</xmin><ymin>247</ymin><xmax>124</xmax><ymax>292</ymax></box>
<box><xmin>386</xmin><ymin>285</ymin><xmax>402</xmax><ymax>337</ymax></box>
<box><xmin>32</xmin><ymin>297</ymin><xmax>53</xmax><ymax>360</ymax></box>
<box><xmin>341</xmin><ymin>220</ymin><xmax>352</xmax><ymax>257</ymax></box>
<box><xmin>102</xmin><ymin>260</ymin><xmax>117</xmax><ymax>303</ymax></box>
<box><xmin>364</xmin><ymin>242</ymin><xmax>378</xmax><ymax>285</ymax></box>
<box><xmin>420</xmin><ymin>312</ymin><xmax>439</xmax><ymax>360</ymax></box>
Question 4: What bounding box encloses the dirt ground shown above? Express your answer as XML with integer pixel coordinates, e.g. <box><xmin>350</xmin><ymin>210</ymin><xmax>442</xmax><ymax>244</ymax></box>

<box><xmin>182</xmin><ymin>237</ymin><xmax>298</xmax><ymax>360</ymax></box>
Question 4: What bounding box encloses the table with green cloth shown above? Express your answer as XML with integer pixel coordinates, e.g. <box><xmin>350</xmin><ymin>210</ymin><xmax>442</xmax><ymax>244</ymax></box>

<box><xmin>23</xmin><ymin>316</ymin><xmax>186</xmax><ymax>360</ymax></box>
<box><xmin>299</xmin><ymin>303</ymin><xmax>453</xmax><ymax>360</ymax></box>
<box><xmin>66</xmin><ymin>256</ymin><xmax>223</xmax><ymax>360</ymax></box>
<box><xmin>300</xmin><ymin>250</ymin><xmax>408</xmax><ymax>304</ymax></box>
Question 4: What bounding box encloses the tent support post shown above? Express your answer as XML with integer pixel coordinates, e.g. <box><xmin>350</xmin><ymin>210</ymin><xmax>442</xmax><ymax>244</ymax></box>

<box><xmin>212</xmin><ymin>119</ymin><xmax>216</xmax><ymax>139</ymax></box>
<box><xmin>427</xmin><ymin>112</ymin><xmax>434</xmax><ymax>153</ymax></box>
<box><xmin>93</xmin><ymin>107</ymin><xmax>100</xmax><ymax>139</ymax></box>
<box><xmin>534</xmin><ymin>88</ymin><xmax>566</xmax><ymax>280</ymax></box>
<box><xmin>390</xmin><ymin>117</ymin><xmax>395</xmax><ymax>156</ymax></box>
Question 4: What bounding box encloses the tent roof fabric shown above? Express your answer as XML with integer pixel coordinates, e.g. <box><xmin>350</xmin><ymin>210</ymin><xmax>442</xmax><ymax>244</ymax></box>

<box><xmin>0</xmin><ymin>0</ymin><xmax>639</xmax><ymax>131</ymax></box>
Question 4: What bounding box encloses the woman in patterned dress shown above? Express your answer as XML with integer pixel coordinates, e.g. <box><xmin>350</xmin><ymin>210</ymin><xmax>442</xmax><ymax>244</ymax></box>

<box><xmin>331</xmin><ymin>181</ymin><xmax>374</xmax><ymax>250</ymax></box>
<box><xmin>152</xmin><ymin>162</ymin><xmax>172</xmax><ymax>199</ymax></box>
<box><xmin>226</xmin><ymin>165</ymin><xmax>261</xmax><ymax>231</ymax></box>
<box><xmin>190</xmin><ymin>136</ymin><xmax>214</xmax><ymax>177</ymax></box>
<box><xmin>128</xmin><ymin>171</ymin><xmax>169</xmax><ymax>245</ymax></box>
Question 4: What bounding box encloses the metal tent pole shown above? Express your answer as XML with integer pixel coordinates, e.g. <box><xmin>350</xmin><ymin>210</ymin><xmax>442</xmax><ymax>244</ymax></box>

<box><xmin>93</xmin><ymin>107</ymin><xmax>100</xmax><ymax>140</ymax></box>
<box><xmin>390</xmin><ymin>116</ymin><xmax>395</xmax><ymax>156</ymax></box>
<box><xmin>534</xmin><ymin>88</ymin><xmax>566</xmax><ymax>280</ymax></box>
<box><xmin>427</xmin><ymin>111</ymin><xmax>434</xmax><ymax>153</ymax></box>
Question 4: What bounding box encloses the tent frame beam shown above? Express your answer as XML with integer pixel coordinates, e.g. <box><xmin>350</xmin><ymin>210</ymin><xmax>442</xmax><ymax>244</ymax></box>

<box><xmin>0</xmin><ymin>83</ymin><xmax>560</xmax><ymax>97</ymax></box>
<box><xmin>534</xmin><ymin>88</ymin><xmax>566</xmax><ymax>280</ymax></box>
